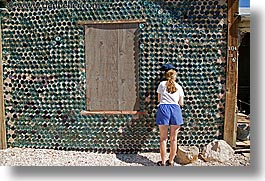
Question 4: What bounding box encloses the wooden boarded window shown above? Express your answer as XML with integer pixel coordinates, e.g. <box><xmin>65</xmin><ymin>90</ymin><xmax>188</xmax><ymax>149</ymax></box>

<box><xmin>85</xmin><ymin>23</ymin><xmax>140</xmax><ymax>111</ymax></box>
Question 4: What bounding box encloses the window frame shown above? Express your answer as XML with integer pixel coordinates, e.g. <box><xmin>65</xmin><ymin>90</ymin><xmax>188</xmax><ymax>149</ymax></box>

<box><xmin>80</xmin><ymin>20</ymin><xmax>146</xmax><ymax>115</ymax></box>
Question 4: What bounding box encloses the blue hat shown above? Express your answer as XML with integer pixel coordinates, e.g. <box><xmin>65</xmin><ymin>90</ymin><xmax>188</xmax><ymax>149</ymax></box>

<box><xmin>161</xmin><ymin>64</ymin><xmax>176</xmax><ymax>71</ymax></box>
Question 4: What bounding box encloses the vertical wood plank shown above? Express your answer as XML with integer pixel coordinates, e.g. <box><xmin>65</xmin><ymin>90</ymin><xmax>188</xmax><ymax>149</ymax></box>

<box><xmin>85</xmin><ymin>24</ymin><xmax>119</xmax><ymax>110</ymax></box>
<box><xmin>118</xmin><ymin>24</ymin><xmax>139</xmax><ymax>111</ymax></box>
<box><xmin>85</xmin><ymin>26</ymin><xmax>90</xmax><ymax>110</ymax></box>
<box><xmin>100</xmin><ymin>24</ymin><xmax>119</xmax><ymax>110</ymax></box>
<box><xmin>224</xmin><ymin>0</ymin><xmax>239</xmax><ymax>147</ymax></box>
<box><xmin>0</xmin><ymin>17</ymin><xmax>7</xmax><ymax>149</ymax></box>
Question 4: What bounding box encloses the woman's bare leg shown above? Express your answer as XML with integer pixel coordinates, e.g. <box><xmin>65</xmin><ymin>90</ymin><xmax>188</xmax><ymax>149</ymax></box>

<box><xmin>168</xmin><ymin>125</ymin><xmax>180</xmax><ymax>164</ymax></box>
<box><xmin>158</xmin><ymin>125</ymin><xmax>169</xmax><ymax>164</ymax></box>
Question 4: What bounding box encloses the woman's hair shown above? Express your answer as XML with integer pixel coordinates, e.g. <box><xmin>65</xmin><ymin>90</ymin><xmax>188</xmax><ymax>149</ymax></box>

<box><xmin>165</xmin><ymin>69</ymin><xmax>177</xmax><ymax>93</ymax></box>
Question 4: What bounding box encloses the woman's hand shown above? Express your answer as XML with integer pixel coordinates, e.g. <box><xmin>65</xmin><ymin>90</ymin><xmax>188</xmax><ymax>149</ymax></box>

<box><xmin>179</xmin><ymin>96</ymin><xmax>184</xmax><ymax>106</ymax></box>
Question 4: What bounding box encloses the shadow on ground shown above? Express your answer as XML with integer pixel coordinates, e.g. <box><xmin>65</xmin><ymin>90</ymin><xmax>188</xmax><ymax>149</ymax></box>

<box><xmin>115</xmin><ymin>154</ymin><xmax>157</xmax><ymax>166</ymax></box>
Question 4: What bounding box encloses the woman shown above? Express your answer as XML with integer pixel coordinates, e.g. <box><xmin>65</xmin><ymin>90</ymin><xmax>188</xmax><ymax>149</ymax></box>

<box><xmin>156</xmin><ymin>69</ymin><xmax>184</xmax><ymax>166</ymax></box>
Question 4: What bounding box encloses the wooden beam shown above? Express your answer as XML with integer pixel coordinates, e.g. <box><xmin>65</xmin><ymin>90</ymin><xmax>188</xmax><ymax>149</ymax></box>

<box><xmin>81</xmin><ymin>110</ymin><xmax>146</xmax><ymax>115</ymax></box>
<box><xmin>0</xmin><ymin>15</ymin><xmax>7</xmax><ymax>149</ymax></box>
<box><xmin>238</xmin><ymin>15</ymin><xmax>250</xmax><ymax>32</ymax></box>
<box><xmin>236</xmin><ymin>140</ymin><xmax>250</xmax><ymax>147</ymax></box>
<box><xmin>234</xmin><ymin>148</ymin><xmax>250</xmax><ymax>153</ymax></box>
<box><xmin>224</xmin><ymin>0</ymin><xmax>239</xmax><ymax>148</ymax></box>
<box><xmin>77</xmin><ymin>19</ymin><xmax>146</xmax><ymax>25</ymax></box>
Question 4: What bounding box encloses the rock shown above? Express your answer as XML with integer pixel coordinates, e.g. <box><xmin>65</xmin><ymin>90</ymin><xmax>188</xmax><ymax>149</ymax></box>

<box><xmin>175</xmin><ymin>145</ymin><xmax>199</xmax><ymax>165</ymax></box>
<box><xmin>200</xmin><ymin>140</ymin><xmax>234</xmax><ymax>162</ymax></box>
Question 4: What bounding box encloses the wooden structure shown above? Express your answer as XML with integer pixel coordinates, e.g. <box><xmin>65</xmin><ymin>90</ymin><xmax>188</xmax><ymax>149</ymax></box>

<box><xmin>235</xmin><ymin>113</ymin><xmax>250</xmax><ymax>153</ymax></box>
<box><xmin>223</xmin><ymin>0</ymin><xmax>239</xmax><ymax>147</ymax></box>
<box><xmin>0</xmin><ymin>10</ymin><xmax>7</xmax><ymax>149</ymax></box>
<box><xmin>81</xmin><ymin>19</ymin><xmax>146</xmax><ymax>115</ymax></box>
<box><xmin>85</xmin><ymin>23</ymin><xmax>140</xmax><ymax>111</ymax></box>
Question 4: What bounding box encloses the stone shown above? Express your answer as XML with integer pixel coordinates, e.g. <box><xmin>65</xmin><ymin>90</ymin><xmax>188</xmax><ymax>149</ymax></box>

<box><xmin>200</xmin><ymin>140</ymin><xmax>235</xmax><ymax>162</ymax></box>
<box><xmin>175</xmin><ymin>145</ymin><xmax>200</xmax><ymax>165</ymax></box>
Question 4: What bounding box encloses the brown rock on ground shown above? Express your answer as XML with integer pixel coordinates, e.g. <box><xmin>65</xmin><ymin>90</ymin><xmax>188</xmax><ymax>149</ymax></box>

<box><xmin>175</xmin><ymin>145</ymin><xmax>200</xmax><ymax>165</ymax></box>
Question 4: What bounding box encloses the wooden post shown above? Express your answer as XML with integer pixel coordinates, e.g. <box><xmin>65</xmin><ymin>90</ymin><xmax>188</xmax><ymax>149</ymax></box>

<box><xmin>224</xmin><ymin>0</ymin><xmax>239</xmax><ymax>147</ymax></box>
<box><xmin>0</xmin><ymin>11</ymin><xmax>7</xmax><ymax>149</ymax></box>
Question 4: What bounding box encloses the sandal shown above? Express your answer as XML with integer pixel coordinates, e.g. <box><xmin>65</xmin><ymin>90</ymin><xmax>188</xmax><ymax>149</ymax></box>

<box><xmin>156</xmin><ymin>161</ymin><xmax>165</xmax><ymax>166</ymax></box>
<box><xmin>166</xmin><ymin>160</ymin><xmax>174</xmax><ymax>166</ymax></box>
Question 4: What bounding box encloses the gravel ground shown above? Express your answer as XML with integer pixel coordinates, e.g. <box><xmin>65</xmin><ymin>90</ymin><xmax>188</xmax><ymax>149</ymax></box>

<box><xmin>0</xmin><ymin>147</ymin><xmax>250</xmax><ymax>166</ymax></box>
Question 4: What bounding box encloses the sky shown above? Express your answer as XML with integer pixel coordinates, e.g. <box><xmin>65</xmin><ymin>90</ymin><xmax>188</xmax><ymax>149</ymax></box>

<box><xmin>239</xmin><ymin>0</ymin><xmax>250</xmax><ymax>7</ymax></box>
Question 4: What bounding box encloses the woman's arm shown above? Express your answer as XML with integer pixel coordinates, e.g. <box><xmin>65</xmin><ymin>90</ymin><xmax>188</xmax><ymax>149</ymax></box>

<box><xmin>158</xmin><ymin>93</ymin><xmax>161</xmax><ymax>103</ymax></box>
<box><xmin>179</xmin><ymin>96</ymin><xmax>184</xmax><ymax>106</ymax></box>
